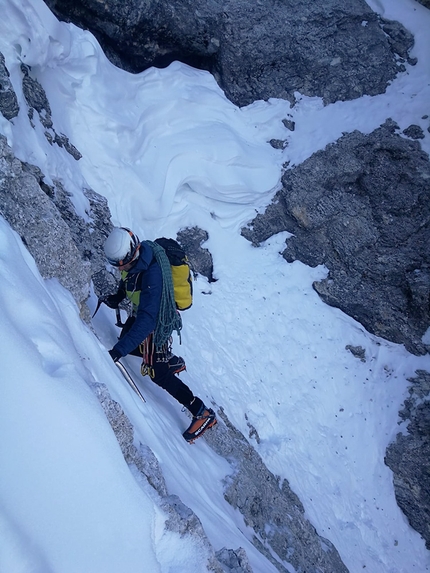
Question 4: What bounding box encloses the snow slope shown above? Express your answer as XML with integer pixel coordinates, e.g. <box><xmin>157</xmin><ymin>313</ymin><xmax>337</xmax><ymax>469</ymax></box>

<box><xmin>1</xmin><ymin>0</ymin><xmax>430</xmax><ymax>571</ymax></box>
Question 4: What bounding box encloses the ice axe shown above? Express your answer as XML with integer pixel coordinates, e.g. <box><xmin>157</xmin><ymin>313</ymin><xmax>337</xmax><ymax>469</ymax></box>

<box><xmin>115</xmin><ymin>308</ymin><xmax>124</xmax><ymax>327</ymax></box>
<box><xmin>115</xmin><ymin>360</ymin><xmax>146</xmax><ymax>403</ymax></box>
<box><xmin>92</xmin><ymin>297</ymin><xmax>125</xmax><ymax>327</ymax></box>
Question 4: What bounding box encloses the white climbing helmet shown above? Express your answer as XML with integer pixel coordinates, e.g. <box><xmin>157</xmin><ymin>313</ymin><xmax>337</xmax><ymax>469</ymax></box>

<box><xmin>104</xmin><ymin>227</ymin><xmax>140</xmax><ymax>267</ymax></box>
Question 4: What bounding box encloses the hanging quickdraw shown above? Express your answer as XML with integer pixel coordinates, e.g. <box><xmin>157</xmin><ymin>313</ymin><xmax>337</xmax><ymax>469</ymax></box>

<box><xmin>140</xmin><ymin>334</ymin><xmax>174</xmax><ymax>378</ymax></box>
<box><xmin>140</xmin><ymin>334</ymin><xmax>156</xmax><ymax>379</ymax></box>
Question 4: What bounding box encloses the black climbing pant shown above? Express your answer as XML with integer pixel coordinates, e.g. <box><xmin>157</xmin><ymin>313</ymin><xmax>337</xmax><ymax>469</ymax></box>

<box><xmin>119</xmin><ymin>316</ymin><xmax>203</xmax><ymax>416</ymax></box>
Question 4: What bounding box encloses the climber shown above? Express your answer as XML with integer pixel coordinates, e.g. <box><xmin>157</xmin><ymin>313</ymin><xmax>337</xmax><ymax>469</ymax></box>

<box><xmin>103</xmin><ymin>226</ymin><xmax>216</xmax><ymax>443</ymax></box>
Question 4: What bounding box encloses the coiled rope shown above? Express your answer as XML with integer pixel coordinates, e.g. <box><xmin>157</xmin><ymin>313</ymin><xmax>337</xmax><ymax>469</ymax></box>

<box><xmin>145</xmin><ymin>240</ymin><xmax>182</xmax><ymax>350</ymax></box>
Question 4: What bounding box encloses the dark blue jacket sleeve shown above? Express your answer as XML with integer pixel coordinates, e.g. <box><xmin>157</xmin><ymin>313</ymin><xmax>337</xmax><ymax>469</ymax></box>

<box><xmin>113</xmin><ymin>262</ymin><xmax>162</xmax><ymax>357</ymax></box>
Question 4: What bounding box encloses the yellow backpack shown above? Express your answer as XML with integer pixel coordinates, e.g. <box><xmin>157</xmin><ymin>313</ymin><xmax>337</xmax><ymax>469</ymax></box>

<box><xmin>154</xmin><ymin>238</ymin><xmax>193</xmax><ymax>311</ymax></box>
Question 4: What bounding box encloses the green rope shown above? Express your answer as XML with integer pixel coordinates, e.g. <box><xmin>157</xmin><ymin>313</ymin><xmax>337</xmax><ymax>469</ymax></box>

<box><xmin>145</xmin><ymin>241</ymin><xmax>182</xmax><ymax>350</ymax></box>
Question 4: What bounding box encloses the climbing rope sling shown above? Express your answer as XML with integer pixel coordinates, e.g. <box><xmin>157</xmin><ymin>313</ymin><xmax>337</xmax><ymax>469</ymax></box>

<box><xmin>145</xmin><ymin>240</ymin><xmax>183</xmax><ymax>351</ymax></box>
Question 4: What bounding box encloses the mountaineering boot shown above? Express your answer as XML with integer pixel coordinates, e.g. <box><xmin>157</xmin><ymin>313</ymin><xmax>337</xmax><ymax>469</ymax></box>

<box><xmin>183</xmin><ymin>406</ymin><xmax>217</xmax><ymax>443</ymax></box>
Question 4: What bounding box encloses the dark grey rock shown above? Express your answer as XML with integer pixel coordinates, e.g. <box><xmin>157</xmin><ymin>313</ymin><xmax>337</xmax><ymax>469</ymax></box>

<box><xmin>21</xmin><ymin>63</ymin><xmax>53</xmax><ymax>129</ymax></box>
<box><xmin>0</xmin><ymin>52</ymin><xmax>19</xmax><ymax>120</ymax></box>
<box><xmin>403</xmin><ymin>124</ymin><xmax>425</xmax><ymax>139</ymax></box>
<box><xmin>20</xmin><ymin>160</ymin><xmax>116</xmax><ymax>298</ymax></box>
<box><xmin>43</xmin><ymin>0</ymin><xmax>414</xmax><ymax>107</ymax></box>
<box><xmin>215</xmin><ymin>548</ymin><xmax>253</xmax><ymax>573</ymax></box>
<box><xmin>177</xmin><ymin>226</ymin><xmax>215</xmax><ymax>282</ymax></box>
<box><xmin>242</xmin><ymin>120</ymin><xmax>430</xmax><ymax>356</ymax></box>
<box><xmin>282</xmin><ymin>119</ymin><xmax>295</xmax><ymax>132</ymax></box>
<box><xmin>204</xmin><ymin>407</ymin><xmax>349</xmax><ymax>573</ymax></box>
<box><xmin>345</xmin><ymin>345</ymin><xmax>366</xmax><ymax>362</ymax></box>
<box><xmin>0</xmin><ymin>134</ymin><xmax>91</xmax><ymax>308</ymax></box>
<box><xmin>54</xmin><ymin>132</ymin><xmax>82</xmax><ymax>160</ymax></box>
<box><xmin>0</xmin><ymin>134</ymin><xmax>116</xmax><ymax>315</ymax></box>
<box><xmin>21</xmin><ymin>64</ymin><xmax>82</xmax><ymax>159</ymax></box>
<box><xmin>269</xmin><ymin>139</ymin><xmax>288</xmax><ymax>150</ymax></box>
<box><xmin>380</xmin><ymin>19</ymin><xmax>417</xmax><ymax>64</ymax></box>
<box><xmin>385</xmin><ymin>370</ymin><xmax>430</xmax><ymax>549</ymax></box>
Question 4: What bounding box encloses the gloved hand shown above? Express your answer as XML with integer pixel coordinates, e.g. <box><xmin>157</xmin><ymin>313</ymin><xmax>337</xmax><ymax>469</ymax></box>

<box><xmin>108</xmin><ymin>348</ymin><xmax>122</xmax><ymax>363</ymax></box>
<box><xmin>102</xmin><ymin>293</ymin><xmax>123</xmax><ymax>309</ymax></box>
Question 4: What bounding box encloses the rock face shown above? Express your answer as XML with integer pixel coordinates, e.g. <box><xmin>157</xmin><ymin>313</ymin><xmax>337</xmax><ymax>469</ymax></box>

<box><xmin>43</xmin><ymin>0</ymin><xmax>414</xmax><ymax>107</ymax></box>
<box><xmin>0</xmin><ymin>130</ymin><xmax>119</xmax><ymax>318</ymax></box>
<box><xmin>385</xmin><ymin>370</ymin><xmax>430</xmax><ymax>550</ymax></box>
<box><xmin>21</xmin><ymin>64</ymin><xmax>82</xmax><ymax>160</ymax></box>
<box><xmin>0</xmin><ymin>52</ymin><xmax>19</xmax><ymax>119</ymax></box>
<box><xmin>0</xmin><ymin>134</ymin><xmax>92</xmax><ymax>309</ymax></box>
<box><xmin>242</xmin><ymin>120</ymin><xmax>430</xmax><ymax>356</ymax></box>
<box><xmin>177</xmin><ymin>226</ymin><xmax>215</xmax><ymax>283</ymax></box>
<box><xmin>0</xmin><ymin>55</ymin><xmax>118</xmax><ymax>314</ymax></box>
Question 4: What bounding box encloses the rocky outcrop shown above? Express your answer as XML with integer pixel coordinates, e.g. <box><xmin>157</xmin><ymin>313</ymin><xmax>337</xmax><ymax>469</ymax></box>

<box><xmin>177</xmin><ymin>226</ymin><xmax>215</xmax><ymax>283</ymax></box>
<box><xmin>0</xmin><ymin>134</ymin><xmax>91</xmax><ymax>309</ymax></box>
<box><xmin>0</xmin><ymin>53</ymin><xmax>100</xmax><ymax>310</ymax></box>
<box><xmin>385</xmin><ymin>370</ymin><xmax>430</xmax><ymax>549</ymax></box>
<box><xmin>242</xmin><ymin>120</ymin><xmax>430</xmax><ymax>357</ymax></box>
<box><xmin>21</xmin><ymin>64</ymin><xmax>82</xmax><ymax>160</ymax></box>
<box><xmin>205</xmin><ymin>408</ymin><xmax>349</xmax><ymax>573</ymax></box>
<box><xmin>0</xmin><ymin>132</ymin><xmax>118</xmax><ymax>317</ymax></box>
<box><xmin>0</xmin><ymin>52</ymin><xmax>19</xmax><ymax>120</ymax></box>
<box><xmin>43</xmin><ymin>0</ymin><xmax>414</xmax><ymax>107</ymax></box>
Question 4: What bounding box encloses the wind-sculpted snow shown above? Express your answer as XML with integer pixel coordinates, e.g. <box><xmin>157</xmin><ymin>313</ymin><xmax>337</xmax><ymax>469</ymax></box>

<box><xmin>0</xmin><ymin>218</ymin><xmax>164</xmax><ymax>573</ymax></box>
<box><xmin>0</xmin><ymin>2</ymin><xmax>284</xmax><ymax>228</ymax></box>
<box><xmin>16</xmin><ymin>19</ymin><xmax>283</xmax><ymax>222</ymax></box>
<box><xmin>1</xmin><ymin>1</ymin><xmax>430</xmax><ymax>572</ymax></box>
